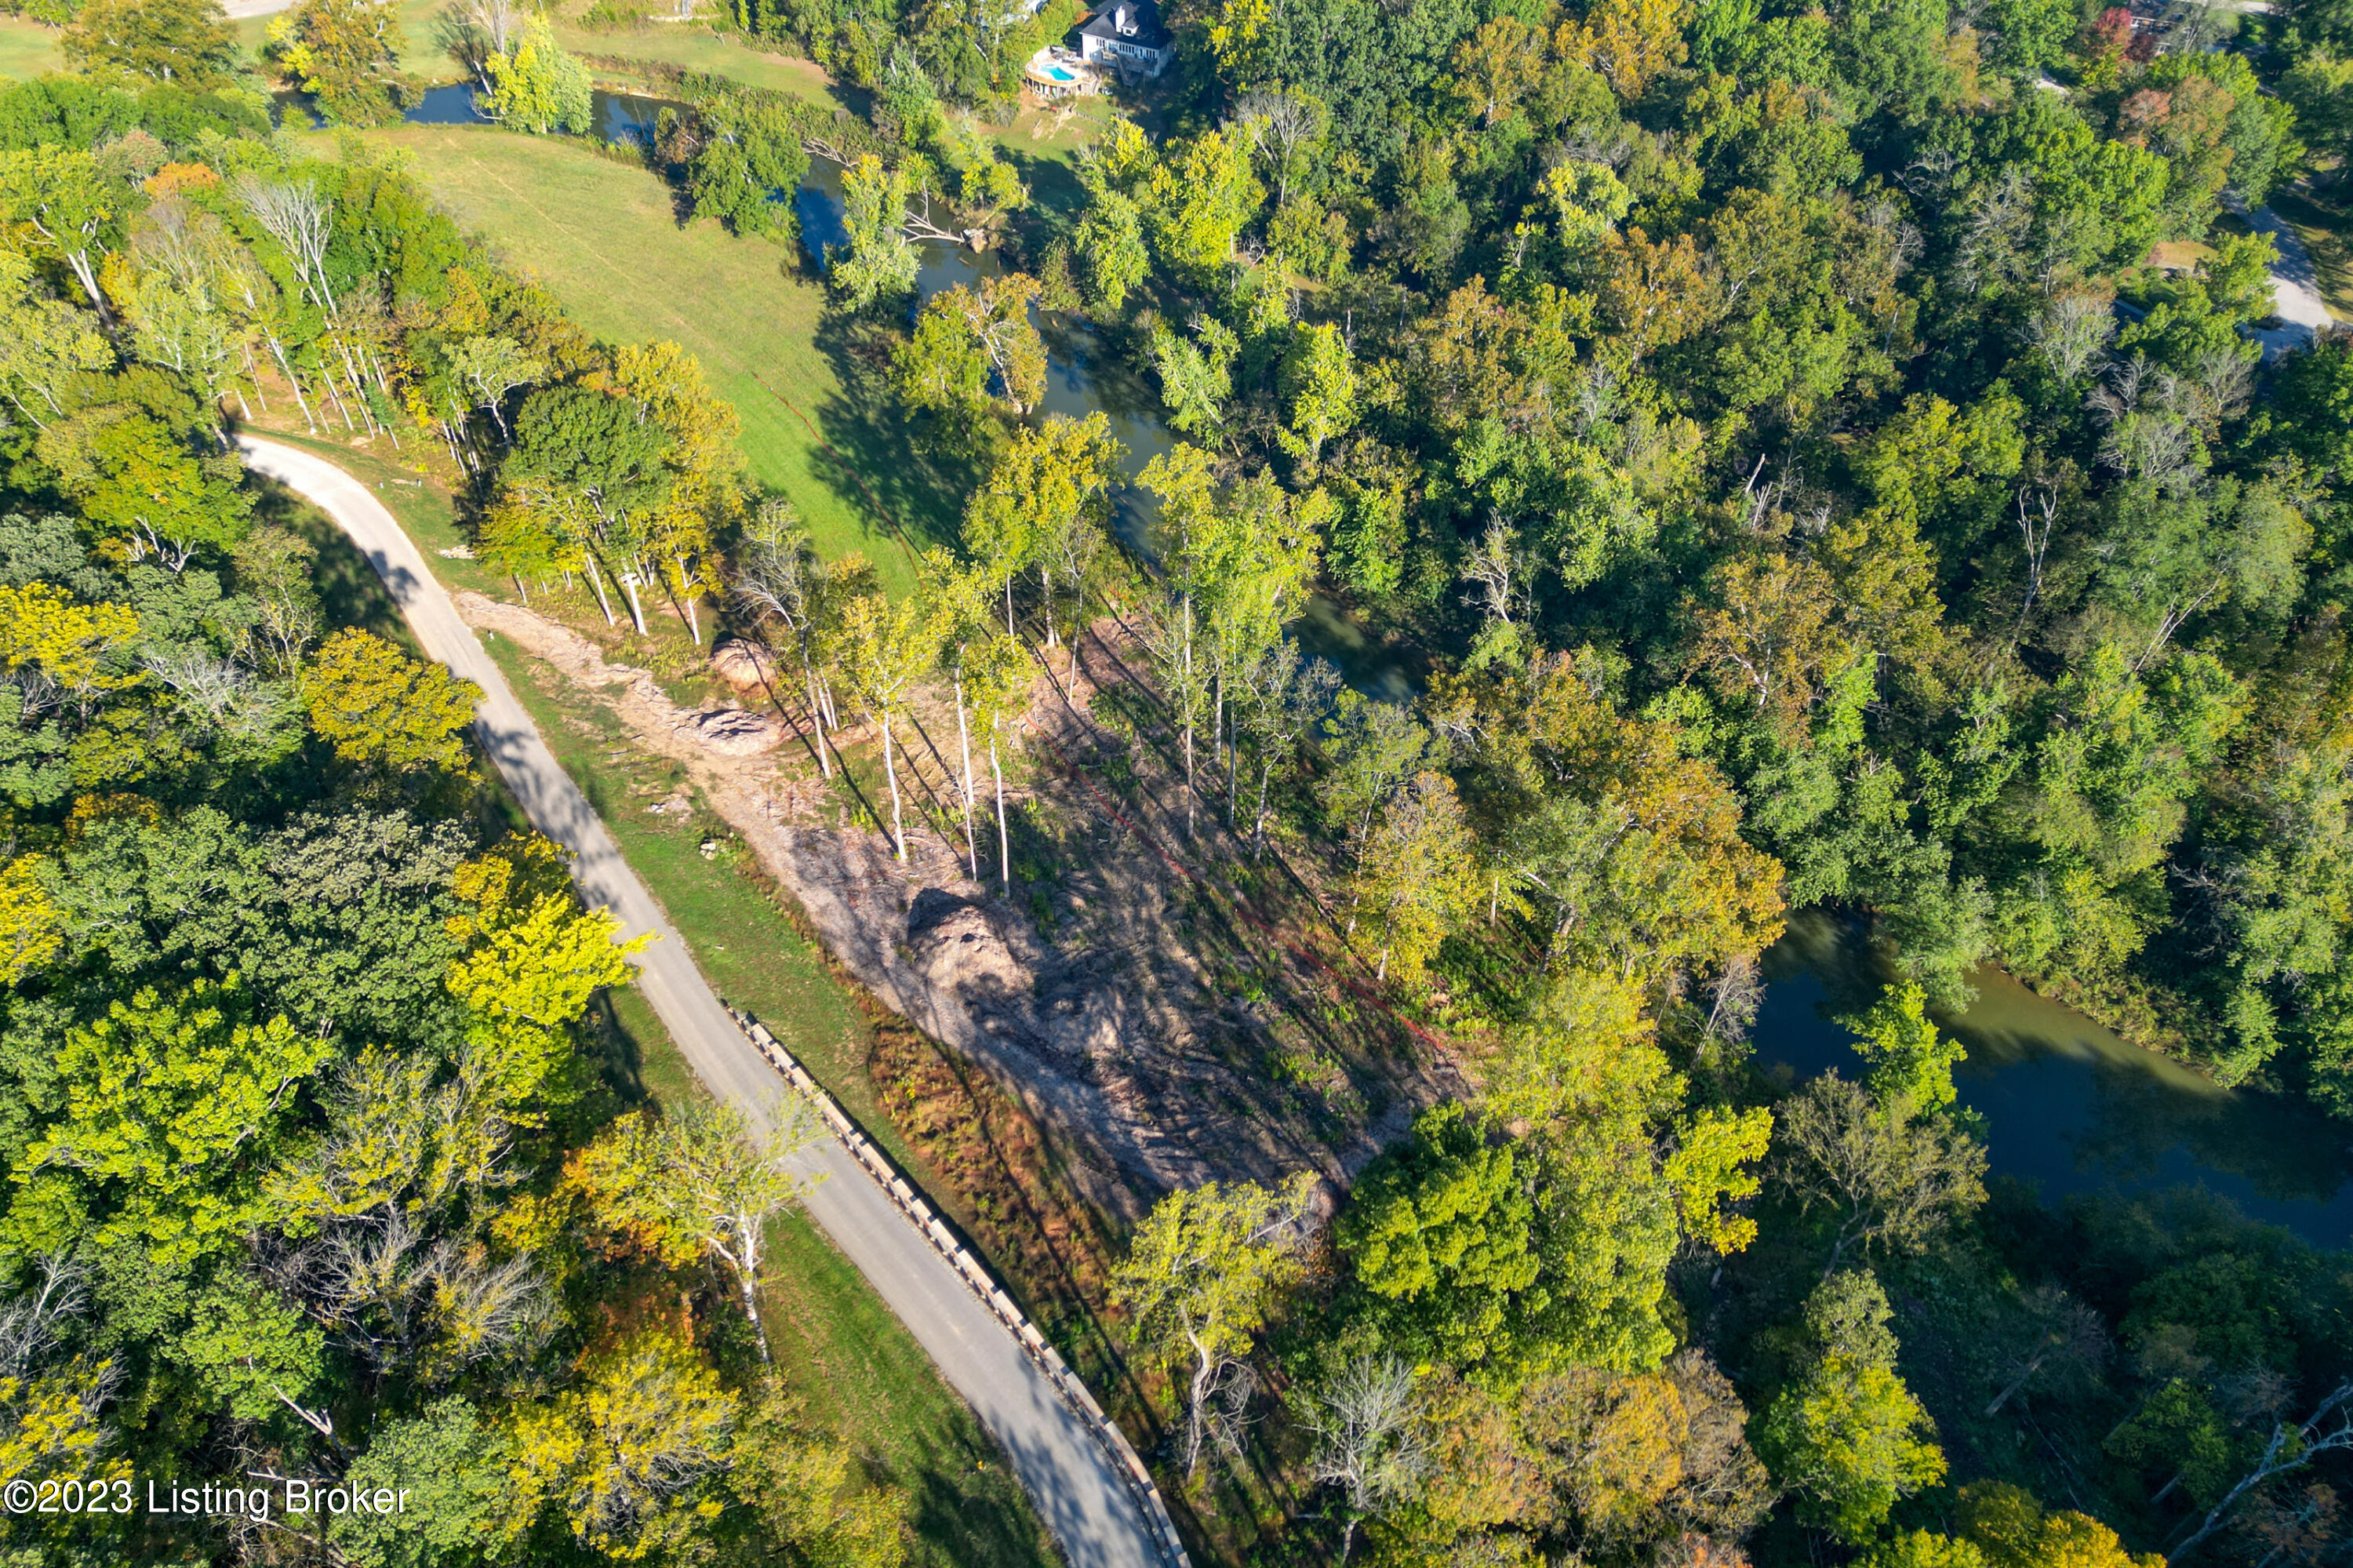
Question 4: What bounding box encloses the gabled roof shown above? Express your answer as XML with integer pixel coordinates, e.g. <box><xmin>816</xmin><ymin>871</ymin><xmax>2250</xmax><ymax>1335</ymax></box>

<box><xmin>1078</xmin><ymin>0</ymin><xmax>1170</xmax><ymax>49</ymax></box>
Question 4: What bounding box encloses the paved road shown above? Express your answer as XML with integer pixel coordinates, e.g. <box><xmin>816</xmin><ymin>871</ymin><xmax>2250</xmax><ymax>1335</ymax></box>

<box><xmin>2247</xmin><ymin>207</ymin><xmax>2338</xmax><ymax>362</ymax></box>
<box><xmin>238</xmin><ymin>436</ymin><xmax>1162</xmax><ymax>1568</ymax></box>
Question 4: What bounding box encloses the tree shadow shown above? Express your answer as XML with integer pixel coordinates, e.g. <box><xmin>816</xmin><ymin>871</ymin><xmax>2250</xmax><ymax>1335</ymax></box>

<box><xmin>809</xmin><ymin>309</ymin><xmax>987</xmax><ymax>555</ymax></box>
<box><xmin>253</xmin><ymin>475</ymin><xmax>416</xmax><ymax>647</ymax></box>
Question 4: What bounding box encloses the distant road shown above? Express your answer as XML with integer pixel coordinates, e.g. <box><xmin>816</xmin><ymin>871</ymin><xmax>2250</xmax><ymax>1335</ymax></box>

<box><xmin>221</xmin><ymin>0</ymin><xmax>293</xmax><ymax>18</ymax></box>
<box><xmin>236</xmin><ymin>435</ymin><xmax>1168</xmax><ymax>1568</ymax></box>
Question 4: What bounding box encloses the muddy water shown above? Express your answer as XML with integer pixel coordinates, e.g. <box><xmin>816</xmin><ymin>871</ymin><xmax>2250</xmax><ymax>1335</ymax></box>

<box><xmin>1753</xmin><ymin>911</ymin><xmax>2353</xmax><ymax>1247</ymax></box>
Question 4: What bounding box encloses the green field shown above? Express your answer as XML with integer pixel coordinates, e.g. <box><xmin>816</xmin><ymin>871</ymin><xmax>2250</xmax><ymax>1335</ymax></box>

<box><xmin>555</xmin><ymin>18</ymin><xmax>843</xmax><ymax>100</ymax></box>
<box><xmin>318</xmin><ymin>122</ymin><xmax>973</xmax><ymax>591</ymax></box>
<box><xmin>0</xmin><ymin>15</ymin><xmax>62</xmax><ymax>78</ymax></box>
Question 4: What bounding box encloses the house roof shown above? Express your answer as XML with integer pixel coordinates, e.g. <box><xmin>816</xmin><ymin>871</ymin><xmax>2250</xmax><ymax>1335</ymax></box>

<box><xmin>1078</xmin><ymin>0</ymin><xmax>1170</xmax><ymax>49</ymax></box>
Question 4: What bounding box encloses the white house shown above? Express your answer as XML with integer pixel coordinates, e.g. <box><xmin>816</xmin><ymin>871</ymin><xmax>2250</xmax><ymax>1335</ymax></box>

<box><xmin>1077</xmin><ymin>0</ymin><xmax>1173</xmax><ymax>78</ymax></box>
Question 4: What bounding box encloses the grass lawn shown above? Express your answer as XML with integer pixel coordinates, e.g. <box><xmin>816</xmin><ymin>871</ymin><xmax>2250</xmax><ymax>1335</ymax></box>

<box><xmin>0</xmin><ymin>15</ymin><xmax>62</xmax><ymax>78</ymax></box>
<box><xmin>555</xmin><ymin>18</ymin><xmax>843</xmax><ymax>102</ymax></box>
<box><xmin>313</xmin><ymin>122</ymin><xmax>966</xmax><ymax>593</ymax></box>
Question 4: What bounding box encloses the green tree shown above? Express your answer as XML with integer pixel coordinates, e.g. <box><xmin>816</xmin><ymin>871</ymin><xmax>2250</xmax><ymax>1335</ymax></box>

<box><xmin>1111</xmin><ymin>1173</ymin><xmax>1318</xmax><ymax>1475</ymax></box>
<box><xmin>62</xmin><ymin>0</ymin><xmax>241</xmax><ymax>87</ymax></box>
<box><xmin>504</xmin><ymin>384</ymin><xmax>680</xmax><ymax>632</ymax></box>
<box><xmin>1073</xmin><ymin>189</ymin><xmax>1148</xmax><ymax>315</ymax></box>
<box><xmin>1278</xmin><ymin>321</ymin><xmax>1358</xmax><ymax>467</ymax></box>
<box><xmin>1758</xmin><ymin>1270</ymin><xmax>1947</xmax><ymax>1544</ymax></box>
<box><xmin>0</xmin><ymin>249</ymin><xmax>112</xmax><ymax>431</ymax></box>
<box><xmin>685</xmin><ymin>93</ymin><xmax>811</xmax><ymax>239</ymax></box>
<box><xmin>1152</xmin><ymin>317</ymin><xmax>1240</xmax><ymax>442</ymax></box>
<box><xmin>1772</xmin><ymin>1071</ymin><xmax>1988</xmax><ymax>1274</ymax></box>
<box><xmin>1339</xmin><ymin>1103</ymin><xmax>1541</xmax><ymax>1366</ymax></box>
<box><xmin>37</xmin><ymin>406</ymin><xmax>253</xmax><ymax>569</ymax></box>
<box><xmin>16</xmin><ymin>978</ymin><xmax>333</xmax><ymax>1264</ymax></box>
<box><xmin>895</xmin><ymin>274</ymin><xmax>1046</xmax><ymax>423</ymax></box>
<box><xmin>2282</xmin><ymin>52</ymin><xmax>2353</xmax><ymax>164</ymax></box>
<box><xmin>333</xmin><ymin>1398</ymin><xmax>526</xmax><ymax>1568</ymax></box>
<box><xmin>1347</xmin><ymin>769</ymin><xmax>1482</xmax><ymax>987</ymax></box>
<box><xmin>1142</xmin><ymin>126</ymin><xmax>1263</xmax><ymax>279</ymax></box>
<box><xmin>172</xmin><ymin>1271</ymin><xmax>325</xmax><ymax>1422</ymax></box>
<box><xmin>1849</xmin><ymin>980</ymin><xmax>1965</xmax><ymax>1113</ymax></box>
<box><xmin>482</xmin><ymin>16</ymin><xmax>591</xmax><ymax>135</ymax></box>
<box><xmin>268</xmin><ymin>0</ymin><xmax>413</xmax><ymax>126</ymax></box>
<box><xmin>828</xmin><ymin>155</ymin><xmax>918</xmax><ymax>310</ymax></box>
<box><xmin>965</xmin><ymin>632</ymin><xmax>1030</xmax><ymax>894</ymax></box>
<box><xmin>838</xmin><ymin>591</ymin><xmax>935</xmax><ymax>862</ymax></box>
<box><xmin>0</xmin><ymin>148</ymin><xmax>125</xmax><ymax>334</ymax></box>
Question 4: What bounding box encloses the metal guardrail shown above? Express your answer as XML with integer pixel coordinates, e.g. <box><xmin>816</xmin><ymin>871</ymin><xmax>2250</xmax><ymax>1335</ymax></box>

<box><xmin>722</xmin><ymin>1003</ymin><xmax>1192</xmax><ymax>1568</ymax></box>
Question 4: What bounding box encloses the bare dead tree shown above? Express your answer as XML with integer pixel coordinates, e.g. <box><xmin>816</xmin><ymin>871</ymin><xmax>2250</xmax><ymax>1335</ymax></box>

<box><xmin>2008</xmin><ymin>481</ymin><xmax>2059</xmax><ymax>647</ymax></box>
<box><xmin>1231</xmin><ymin>88</ymin><xmax>1324</xmax><ymax>209</ymax></box>
<box><xmin>1300</xmin><ymin>1354</ymin><xmax>1430</xmax><ymax>1561</ymax></box>
<box><xmin>234</xmin><ymin>175</ymin><xmax>338</xmax><ymax>321</ymax></box>
<box><xmin>2169</xmin><ymin>1382</ymin><xmax>2353</xmax><ymax>1563</ymax></box>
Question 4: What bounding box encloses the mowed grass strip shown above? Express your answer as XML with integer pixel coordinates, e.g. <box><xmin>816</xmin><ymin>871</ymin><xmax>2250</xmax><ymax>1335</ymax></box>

<box><xmin>481</xmin><ymin>635</ymin><xmax>1063</xmax><ymax>1568</ymax></box>
<box><xmin>0</xmin><ymin>16</ymin><xmax>62</xmax><ymax>79</ymax></box>
<box><xmin>316</xmin><ymin>123</ymin><xmax>931</xmax><ymax>590</ymax></box>
<box><xmin>555</xmin><ymin>20</ymin><xmax>842</xmax><ymax>102</ymax></box>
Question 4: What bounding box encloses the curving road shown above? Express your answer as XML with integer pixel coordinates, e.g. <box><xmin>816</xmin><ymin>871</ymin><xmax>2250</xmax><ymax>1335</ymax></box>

<box><xmin>237</xmin><ymin>436</ymin><xmax>1163</xmax><ymax>1568</ymax></box>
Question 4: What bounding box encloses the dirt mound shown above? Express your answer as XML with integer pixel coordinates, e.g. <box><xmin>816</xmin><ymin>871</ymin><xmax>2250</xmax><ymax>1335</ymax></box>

<box><xmin>689</xmin><ymin>708</ymin><xmax>784</xmax><ymax>755</ymax></box>
<box><xmin>451</xmin><ymin>593</ymin><xmax>1457</xmax><ymax>1213</ymax></box>
<box><xmin>710</xmin><ymin>638</ymin><xmax>778</xmax><ymax>691</ymax></box>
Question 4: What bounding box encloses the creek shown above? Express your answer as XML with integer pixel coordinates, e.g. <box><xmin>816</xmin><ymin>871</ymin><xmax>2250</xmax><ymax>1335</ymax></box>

<box><xmin>1753</xmin><ymin>911</ymin><xmax>2353</xmax><ymax>1248</ymax></box>
<box><xmin>399</xmin><ymin>83</ymin><xmax>684</xmax><ymax>144</ymax></box>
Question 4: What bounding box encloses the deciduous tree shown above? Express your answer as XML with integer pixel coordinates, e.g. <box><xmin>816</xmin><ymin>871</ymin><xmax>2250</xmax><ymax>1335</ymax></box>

<box><xmin>300</xmin><ymin>628</ymin><xmax>481</xmax><ymax>774</ymax></box>
<box><xmin>1111</xmin><ymin>1173</ymin><xmax>1318</xmax><ymax>1475</ymax></box>
<box><xmin>1771</xmin><ymin>1071</ymin><xmax>1988</xmax><ymax>1275</ymax></box>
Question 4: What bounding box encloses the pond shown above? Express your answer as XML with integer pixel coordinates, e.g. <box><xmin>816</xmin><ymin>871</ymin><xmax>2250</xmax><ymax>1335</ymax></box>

<box><xmin>1753</xmin><ymin>911</ymin><xmax>2353</xmax><ymax>1249</ymax></box>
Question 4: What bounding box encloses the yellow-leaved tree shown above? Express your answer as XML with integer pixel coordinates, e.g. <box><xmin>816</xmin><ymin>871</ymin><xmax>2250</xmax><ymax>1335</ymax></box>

<box><xmin>562</xmin><ymin>1099</ymin><xmax>820</xmax><ymax>1361</ymax></box>
<box><xmin>445</xmin><ymin>834</ymin><xmax>639</xmax><ymax>1120</ymax></box>
<box><xmin>301</xmin><ymin>628</ymin><xmax>482</xmax><ymax>773</ymax></box>
<box><xmin>509</xmin><ymin>1323</ymin><xmax>736</xmax><ymax>1562</ymax></box>
<box><xmin>0</xmin><ymin>856</ymin><xmax>63</xmax><ymax>985</ymax></box>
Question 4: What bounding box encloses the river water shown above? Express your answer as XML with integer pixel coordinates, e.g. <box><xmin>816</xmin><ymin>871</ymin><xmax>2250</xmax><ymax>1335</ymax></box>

<box><xmin>400</xmin><ymin>82</ymin><xmax>678</xmax><ymax>144</ymax></box>
<box><xmin>1754</xmin><ymin>911</ymin><xmax>2353</xmax><ymax>1248</ymax></box>
<box><xmin>330</xmin><ymin>108</ymin><xmax>2353</xmax><ymax>1242</ymax></box>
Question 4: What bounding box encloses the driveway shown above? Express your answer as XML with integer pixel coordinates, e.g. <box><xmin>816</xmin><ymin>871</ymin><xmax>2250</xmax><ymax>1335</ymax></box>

<box><xmin>2246</xmin><ymin>207</ymin><xmax>2339</xmax><ymax>361</ymax></box>
<box><xmin>236</xmin><ymin>435</ymin><xmax>1171</xmax><ymax>1568</ymax></box>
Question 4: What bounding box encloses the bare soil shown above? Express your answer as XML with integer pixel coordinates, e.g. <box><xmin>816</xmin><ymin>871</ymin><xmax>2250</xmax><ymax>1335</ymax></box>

<box><xmin>455</xmin><ymin>593</ymin><xmax>1460</xmax><ymax>1216</ymax></box>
